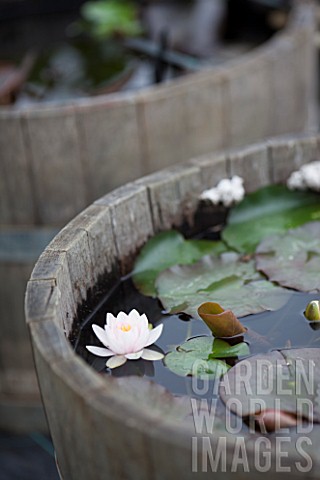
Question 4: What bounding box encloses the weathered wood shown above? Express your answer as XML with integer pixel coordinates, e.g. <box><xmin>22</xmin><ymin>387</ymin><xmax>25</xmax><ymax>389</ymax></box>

<box><xmin>136</xmin><ymin>165</ymin><xmax>203</xmax><ymax>233</ymax></box>
<box><xmin>36</xmin><ymin>205</ymin><xmax>120</xmax><ymax>334</ymax></box>
<box><xmin>137</xmin><ymin>82</ymin><xmax>191</xmax><ymax>172</ymax></box>
<box><xmin>225</xmin><ymin>53</ymin><xmax>272</xmax><ymax>148</ymax></box>
<box><xmin>269</xmin><ymin>135</ymin><xmax>297</xmax><ymax>183</ymax></box>
<box><xmin>22</xmin><ymin>106</ymin><xmax>88</xmax><ymax>225</ymax></box>
<box><xmin>136</xmin><ymin>170</ymin><xmax>181</xmax><ymax>232</ymax></box>
<box><xmin>268</xmin><ymin>34</ymin><xmax>303</xmax><ymax>136</ymax></box>
<box><xmin>66</xmin><ymin>204</ymin><xmax>119</xmax><ymax>286</ymax></box>
<box><xmin>76</xmin><ymin>97</ymin><xmax>144</xmax><ymax>203</ymax></box>
<box><xmin>228</xmin><ymin>143</ymin><xmax>271</xmax><ymax>192</ymax></box>
<box><xmin>29</xmin><ymin>205</ymin><xmax>119</xmax><ymax>333</ymax></box>
<box><xmin>29</xmin><ymin>321</ymin><xmax>98</xmax><ymax>479</ymax></box>
<box><xmin>31</xmin><ymin>250</ymin><xmax>76</xmax><ymax>334</ymax></box>
<box><xmin>95</xmin><ymin>183</ymin><xmax>154</xmax><ymax>274</ymax></box>
<box><xmin>269</xmin><ymin>134</ymin><xmax>320</xmax><ymax>183</ymax></box>
<box><xmin>189</xmin><ymin>152</ymin><xmax>228</xmax><ymax>189</ymax></box>
<box><xmin>293</xmin><ymin>134</ymin><xmax>320</xmax><ymax>166</ymax></box>
<box><xmin>181</xmin><ymin>70</ymin><xmax>227</xmax><ymax>157</ymax></box>
<box><xmin>44</xmin><ymin>227</ymin><xmax>94</xmax><ymax>327</ymax></box>
<box><xmin>0</xmin><ymin>112</ymin><xmax>35</xmax><ymax>224</ymax></box>
<box><xmin>25</xmin><ymin>278</ymin><xmax>61</xmax><ymax>323</ymax></box>
<box><xmin>293</xmin><ymin>28</ymin><xmax>318</xmax><ymax>134</ymax></box>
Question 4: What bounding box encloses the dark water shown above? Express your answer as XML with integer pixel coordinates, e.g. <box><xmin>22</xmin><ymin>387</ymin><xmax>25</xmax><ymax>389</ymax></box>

<box><xmin>74</xmin><ymin>276</ymin><xmax>320</xmax><ymax>398</ymax></box>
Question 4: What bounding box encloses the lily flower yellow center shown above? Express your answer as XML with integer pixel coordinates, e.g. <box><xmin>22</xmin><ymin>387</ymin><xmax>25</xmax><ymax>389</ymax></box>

<box><xmin>120</xmin><ymin>323</ymin><xmax>132</xmax><ymax>332</ymax></box>
<box><xmin>86</xmin><ymin>309</ymin><xmax>164</xmax><ymax>369</ymax></box>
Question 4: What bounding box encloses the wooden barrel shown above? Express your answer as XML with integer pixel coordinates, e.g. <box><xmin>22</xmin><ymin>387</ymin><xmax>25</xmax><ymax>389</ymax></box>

<box><xmin>3</xmin><ymin>0</ymin><xmax>318</xmax><ymax>434</ymax></box>
<box><xmin>26</xmin><ymin>133</ymin><xmax>320</xmax><ymax>479</ymax></box>
<box><xmin>0</xmin><ymin>0</ymin><xmax>317</xmax><ymax>227</ymax></box>
<box><xmin>0</xmin><ymin>228</ymin><xmax>57</xmax><ymax>432</ymax></box>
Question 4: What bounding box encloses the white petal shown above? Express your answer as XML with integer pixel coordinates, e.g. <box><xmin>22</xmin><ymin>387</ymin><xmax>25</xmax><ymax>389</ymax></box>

<box><xmin>145</xmin><ymin>324</ymin><xmax>163</xmax><ymax>347</ymax></box>
<box><xmin>92</xmin><ymin>324</ymin><xmax>110</xmax><ymax>347</ymax></box>
<box><xmin>106</xmin><ymin>355</ymin><xmax>127</xmax><ymax>369</ymax></box>
<box><xmin>112</xmin><ymin>324</ymin><xmax>139</xmax><ymax>355</ymax></box>
<box><xmin>141</xmin><ymin>349</ymin><xmax>164</xmax><ymax>361</ymax></box>
<box><xmin>106</xmin><ymin>312</ymin><xmax>116</xmax><ymax>327</ymax></box>
<box><xmin>104</xmin><ymin>325</ymin><xmax>124</xmax><ymax>354</ymax></box>
<box><xmin>139</xmin><ymin>313</ymin><xmax>149</xmax><ymax>330</ymax></box>
<box><xmin>117</xmin><ymin>311</ymin><xmax>129</xmax><ymax>322</ymax></box>
<box><xmin>127</xmin><ymin>310</ymin><xmax>148</xmax><ymax>331</ymax></box>
<box><xmin>86</xmin><ymin>346</ymin><xmax>114</xmax><ymax>357</ymax></box>
<box><xmin>125</xmin><ymin>350</ymin><xmax>143</xmax><ymax>360</ymax></box>
<box><xmin>128</xmin><ymin>309</ymin><xmax>140</xmax><ymax>320</ymax></box>
<box><xmin>129</xmin><ymin>324</ymin><xmax>150</xmax><ymax>352</ymax></box>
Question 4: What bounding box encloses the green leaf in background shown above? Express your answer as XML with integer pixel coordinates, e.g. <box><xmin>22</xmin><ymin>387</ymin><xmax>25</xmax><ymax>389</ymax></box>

<box><xmin>256</xmin><ymin>221</ymin><xmax>320</xmax><ymax>292</ymax></box>
<box><xmin>164</xmin><ymin>337</ymin><xmax>234</xmax><ymax>378</ymax></box>
<box><xmin>156</xmin><ymin>253</ymin><xmax>291</xmax><ymax>318</ymax></box>
<box><xmin>133</xmin><ymin>230</ymin><xmax>226</xmax><ymax>296</ymax></box>
<box><xmin>222</xmin><ymin>185</ymin><xmax>320</xmax><ymax>254</ymax></box>
<box><xmin>81</xmin><ymin>0</ymin><xmax>142</xmax><ymax>39</ymax></box>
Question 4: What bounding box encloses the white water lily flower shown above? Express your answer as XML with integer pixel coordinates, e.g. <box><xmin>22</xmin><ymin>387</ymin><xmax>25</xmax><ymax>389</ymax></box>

<box><xmin>86</xmin><ymin>309</ymin><xmax>164</xmax><ymax>369</ymax></box>
<box><xmin>287</xmin><ymin>170</ymin><xmax>305</xmax><ymax>190</ymax></box>
<box><xmin>287</xmin><ymin>161</ymin><xmax>320</xmax><ymax>192</ymax></box>
<box><xmin>200</xmin><ymin>176</ymin><xmax>245</xmax><ymax>207</ymax></box>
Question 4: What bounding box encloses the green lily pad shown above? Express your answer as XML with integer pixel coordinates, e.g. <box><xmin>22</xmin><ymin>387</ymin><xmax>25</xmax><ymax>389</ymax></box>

<box><xmin>164</xmin><ymin>336</ymin><xmax>249</xmax><ymax>378</ymax></box>
<box><xmin>210</xmin><ymin>338</ymin><xmax>250</xmax><ymax>359</ymax></box>
<box><xmin>256</xmin><ymin>221</ymin><xmax>320</xmax><ymax>292</ymax></box>
<box><xmin>133</xmin><ymin>230</ymin><xmax>226</xmax><ymax>296</ymax></box>
<box><xmin>156</xmin><ymin>252</ymin><xmax>291</xmax><ymax>318</ymax></box>
<box><xmin>222</xmin><ymin>185</ymin><xmax>320</xmax><ymax>253</ymax></box>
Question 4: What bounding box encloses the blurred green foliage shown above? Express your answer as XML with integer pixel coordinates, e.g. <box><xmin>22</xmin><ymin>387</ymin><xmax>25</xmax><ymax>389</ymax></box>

<box><xmin>81</xmin><ymin>0</ymin><xmax>142</xmax><ymax>39</ymax></box>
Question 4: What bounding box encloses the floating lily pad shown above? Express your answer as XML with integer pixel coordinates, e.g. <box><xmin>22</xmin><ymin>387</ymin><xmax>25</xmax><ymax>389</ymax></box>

<box><xmin>133</xmin><ymin>230</ymin><xmax>226</xmax><ymax>296</ymax></box>
<box><xmin>156</xmin><ymin>253</ymin><xmax>291</xmax><ymax>319</ymax></box>
<box><xmin>210</xmin><ymin>337</ymin><xmax>250</xmax><ymax>359</ymax></box>
<box><xmin>164</xmin><ymin>336</ymin><xmax>248</xmax><ymax>378</ymax></box>
<box><xmin>219</xmin><ymin>348</ymin><xmax>320</xmax><ymax>424</ymax></box>
<box><xmin>222</xmin><ymin>185</ymin><xmax>320</xmax><ymax>253</ymax></box>
<box><xmin>256</xmin><ymin>222</ymin><xmax>320</xmax><ymax>292</ymax></box>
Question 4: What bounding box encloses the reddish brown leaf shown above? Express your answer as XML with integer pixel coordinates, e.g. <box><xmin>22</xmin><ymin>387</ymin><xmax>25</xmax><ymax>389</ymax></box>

<box><xmin>253</xmin><ymin>409</ymin><xmax>300</xmax><ymax>433</ymax></box>
<box><xmin>198</xmin><ymin>302</ymin><xmax>246</xmax><ymax>337</ymax></box>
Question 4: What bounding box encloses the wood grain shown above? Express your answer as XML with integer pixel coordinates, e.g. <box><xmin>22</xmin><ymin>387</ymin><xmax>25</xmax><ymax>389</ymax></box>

<box><xmin>0</xmin><ymin>112</ymin><xmax>35</xmax><ymax>224</ymax></box>
<box><xmin>225</xmin><ymin>53</ymin><xmax>272</xmax><ymax>148</ymax></box>
<box><xmin>270</xmin><ymin>134</ymin><xmax>320</xmax><ymax>183</ymax></box>
<box><xmin>228</xmin><ymin>143</ymin><xmax>271</xmax><ymax>192</ymax></box>
<box><xmin>189</xmin><ymin>152</ymin><xmax>228</xmax><ymax>189</ymax></box>
<box><xmin>95</xmin><ymin>183</ymin><xmax>154</xmax><ymax>274</ymax></box>
<box><xmin>22</xmin><ymin>106</ymin><xmax>88</xmax><ymax>225</ymax></box>
<box><xmin>76</xmin><ymin>98</ymin><xmax>144</xmax><ymax>203</ymax></box>
<box><xmin>136</xmin><ymin>165</ymin><xmax>202</xmax><ymax>233</ymax></box>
